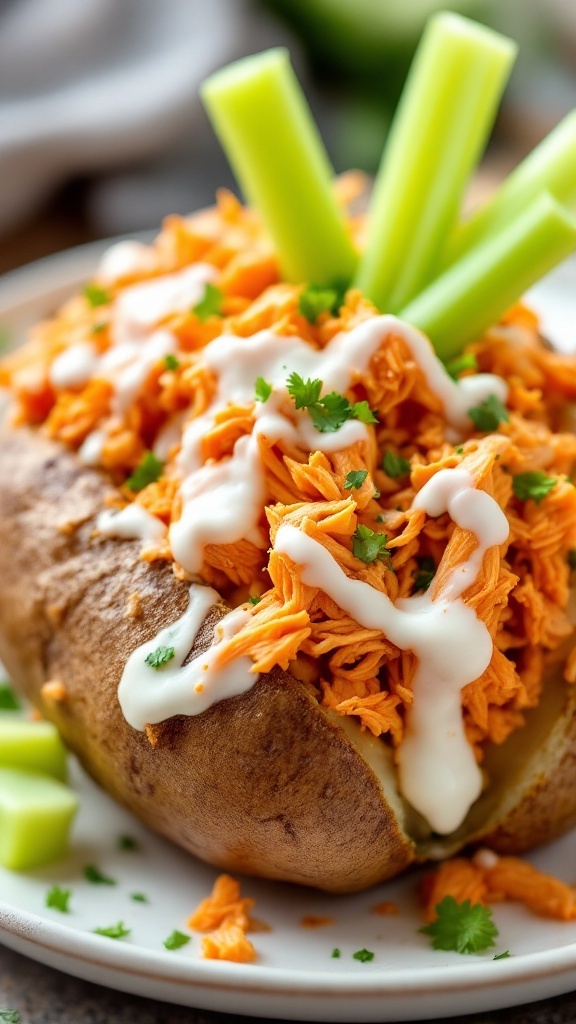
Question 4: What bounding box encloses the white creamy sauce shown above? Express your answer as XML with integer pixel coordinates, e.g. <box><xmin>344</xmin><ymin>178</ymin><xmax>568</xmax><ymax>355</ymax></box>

<box><xmin>97</xmin><ymin>504</ymin><xmax>166</xmax><ymax>543</ymax></box>
<box><xmin>49</xmin><ymin>342</ymin><xmax>99</xmax><ymax>390</ymax></box>
<box><xmin>114</xmin><ymin>263</ymin><xmax>216</xmax><ymax>342</ymax></box>
<box><xmin>97</xmin><ymin>240</ymin><xmax>154</xmax><ymax>284</ymax></box>
<box><xmin>274</xmin><ymin>466</ymin><xmax>509</xmax><ymax>834</ymax></box>
<box><xmin>78</xmin><ymin>429</ymin><xmax>106</xmax><ymax>466</ymax></box>
<box><xmin>118</xmin><ymin>584</ymin><xmax>257</xmax><ymax>731</ymax></box>
<box><xmin>170</xmin><ymin>315</ymin><xmax>507</xmax><ymax>574</ymax></box>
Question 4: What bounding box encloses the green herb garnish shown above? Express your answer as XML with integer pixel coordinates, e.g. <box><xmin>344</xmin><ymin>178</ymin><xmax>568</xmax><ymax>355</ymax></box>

<box><xmin>193</xmin><ymin>282</ymin><xmax>223</xmax><ymax>321</ymax></box>
<box><xmin>344</xmin><ymin>470</ymin><xmax>368</xmax><ymax>491</ymax></box>
<box><xmin>118</xmin><ymin>835</ymin><xmax>138</xmax><ymax>851</ymax></box>
<box><xmin>446</xmin><ymin>353</ymin><xmax>478</xmax><ymax>379</ymax></box>
<box><xmin>84</xmin><ymin>284</ymin><xmax>111</xmax><ymax>308</ymax></box>
<box><xmin>84</xmin><ymin>864</ymin><xmax>116</xmax><ymax>886</ymax></box>
<box><xmin>145</xmin><ymin>646</ymin><xmax>175</xmax><ymax>670</ymax></box>
<box><xmin>45</xmin><ymin>885</ymin><xmax>71</xmax><ymax>913</ymax></box>
<box><xmin>298</xmin><ymin>284</ymin><xmax>343</xmax><ymax>323</ymax></box>
<box><xmin>249</xmin><ymin>595</ymin><xmax>261</xmax><ymax>606</ymax></box>
<box><xmin>131</xmin><ymin>892</ymin><xmax>149</xmax><ymax>903</ymax></box>
<box><xmin>513</xmin><ymin>471</ymin><xmax>557</xmax><ymax>504</ymax></box>
<box><xmin>286</xmin><ymin>372</ymin><xmax>378</xmax><ymax>433</ymax></box>
<box><xmin>468</xmin><ymin>394</ymin><xmax>509</xmax><ymax>432</ymax></box>
<box><xmin>331</xmin><ymin>947</ymin><xmax>341</xmax><ymax>958</ymax></box>
<box><xmin>93</xmin><ymin>921</ymin><xmax>131</xmax><ymax>940</ymax></box>
<box><xmin>0</xmin><ymin>1011</ymin><xmax>20</xmax><ymax>1023</ymax></box>
<box><xmin>0</xmin><ymin>683</ymin><xmax>20</xmax><ymax>711</ymax></box>
<box><xmin>126</xmin><ymin>452</ymin><xmax>163</xmax><ymax>492</ymax></box>
<box><xmin>420</xmin><ymin>896</ymin><xmax>498</xmax><ymax>954</ymax></box>
<box><xmin>352</xmin><ymin>525</ymin><xmax>390</xmax><ymax>565</ymax></box>
<box><xmin>164</xmin><ymin>930</ymin><xmax>191</xmax><ymax>951</ymax></box>
<box><xmin>353</xmin><ymin>948</ymin><xmax>375</xmax><ymax>963</ymax></box>
<box><xmin>164</xmin><ymin>354</ymin><xmax>180</xmax><ymax>371</ymax></box>
<box><xmin>493</xmin><ymin>950</ymin><xmax>510</xmax><ymax>960</ymax></box>
<box><xmin>413</xmin><ymin>557</ymin><xmax>436</xmax><ymax>593</ymax></box>
<box><xmin>382</xmin><ymin>450</ymin><xmax>411</xmax><ymax>479</ymax></box>
<box><xmin>255</xmin><ymin>376</ymin><xmax>273</xmax><ymax>402</ymax></box>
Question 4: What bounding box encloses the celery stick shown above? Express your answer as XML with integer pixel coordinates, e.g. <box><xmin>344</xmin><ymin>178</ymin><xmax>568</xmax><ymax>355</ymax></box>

<box><xmin>201</xmin><ymin>49</ymin><xmax>357</xmax><ymax>286</ymax></box>
<box><xmin>443</xmin><ymin>110</ymin><xmax>576</xmax><ymax>266</ymax></box>
<box><xmin>354</xmin><ymin>12</ymin><xmax>517</xmax><ymax>312</ymax></box>
<box><xmin>0</xmin><ymin>719</ymin><xmax>67</xmax><ymax>781</ymax></box>
<box><xmin>0</xmin><ymin>768</ymin><xmax>78</xmax><ymax>870</ymax></box>
<box><xmin>400</xmin><ymin>193</ymin><xmax>576</xmax><ymax>360</ymax></box>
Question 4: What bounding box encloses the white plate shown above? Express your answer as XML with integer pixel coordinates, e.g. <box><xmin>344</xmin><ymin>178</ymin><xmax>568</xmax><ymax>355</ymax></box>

<box><xmin>1</xmin><ymin>246</ymin><xmax>576</xmax><ymax>1023</ymax></box>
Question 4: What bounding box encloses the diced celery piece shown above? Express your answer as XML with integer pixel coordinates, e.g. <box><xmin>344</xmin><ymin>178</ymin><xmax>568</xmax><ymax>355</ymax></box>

<box><xmin>0</xmin><ymin>768</ymin><xmax>78</xmax><ymax>870</ymax></box>
<box><xmin>443</xmin><ymin>110</ymin><xmax>576</xmax><ymax>266</ymax></box>
<box><xmin>0</xmin><ymin>720</ymin><xmax>67</xmax><ymax>781</ymax></box>
<box><xmin>400</xmin><ymin>193</ymin><xmax>576</xmax><ymax>360</ymax></box>
<box><xmin>354</xmin><ymin>12</ymin><xmax>517</xmax><ymax>312</ymax></box>
<box><xmin>201</xmin><ymin>49</ymin><xmax>357</xmax><ymax>286</ymax></box>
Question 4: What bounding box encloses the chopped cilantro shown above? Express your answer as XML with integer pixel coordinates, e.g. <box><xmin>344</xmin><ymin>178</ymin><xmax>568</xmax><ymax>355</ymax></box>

<box><xmin>131</xmin><ymin>892</ymin><xmax>149</xmax><ymax>903</ymax></box>
<box><xmin>413</xmin><ymin>557</ymin><xmax>436</xmax><ymax>593</ymax></box>
<box><xmin>84</xmin><ymin>283</ymin><xmax>111</xmax><ymax>308</ymax></box>
<box><xmin>331</xmin><ymin>947</ymin><xmax>341</xmax><ymax>958</ymax></box>
<box><xmin>164</xmin><ymin>354</ymin><xmax>180</xmax><ymax>371</ymax></box>
<box><xmin>286</xmin><ymin>372</ymin><xmax>322</xmax><ymax>409</ymax></box>
<box><xmin>494</xmin><ymin>950</ymin><xmax>510</xmax><ymax>960</ymax></box>
<box><xmin>126</xmin><ymin>452</ymin><xmax>163</xmax><ymax>492</ymax></box>
<box><xmin>286</xmin><ymin>372</ymin><xmax>378</xmax><ymax>433</ymax></box>
<box><xmin>0</xmin><ymin>1012</ymin><xmax>20</xmax><ymax>1023</ymax></box>
<box><xmin>298</xmin><ymin>283</ymin><xmax>344</xmax><ymax>323</ymax></box>
<box><xmin>352</xmin><ymin>525</ymin><xmax>390</xmax><ymax>565</ymax></box>
<box><xmin>468</xmin><ymin>394</ymin><xmax>509</xmax><ymax>432</ymax></box>
<box><xmin>455</xmin><ymin>445</ymin><xmax>464</xmax><ymax>455</ymax></box>
<box><xmin>344</xmin><ymin>469</ymin><xmax>368</xmax><ymax>491</ymax></box>
<box><xmin>353</xmin><ymin>948</ymin><xmax>374</xmax><ymax>962</ymax></box>
<box><xmin>349</xmin><ymin>400</ymin><xmax>378</xmax><ymax>424</ymax></box>
<box><xmin>93</xmin><ymin>921</ymin><xmax>131</xmax><ymax>940</ymax></box>
<box><xmin>513</xmin><ymin>471</ymin><xmax>557</xmax><ymax>505</ymax></box>
<box><xmin>145</xmin><ymin>645</ymin><xmax>175</xmax><ymax>670</ymax></box>
<box><xmin>420</xmin><ymin>896</ymin><xmax>498</xmax><ymax>954</ymax></box>
<box><xmin>84</xmin><ymin>864</ymin><xmax>116</xmax><ymax>886</ymax></box>
<box><xmin>164</xmin><ymin>930</ymin><xmax>191</xmax><ymax>951</ymax></box>
<box><xmin>0</xmin><ymin>683</ymin><xmax>20</xmax><ymax>711</ymax></box>
<box><xmin>568</xmin><ymin>550</ymin><xmax>576</xmax><ymax>571</ymax></box>
<box><xmin>248</xmin><ymin>595</ymin><xmax>261</xmax><ymax>606</ymax></box>
<box><xmin>91</xmin><ymin>321</ymin><xmax>108</xmax><ymax>335</ymax></box>
<box><xmin>118</xmin><ymin>834</ymin><xmax>138</xmax><ymax>851</ymax></box>
<box><xmin>382</xmin><ymin>450</ymin><xmax>410</xmax><ymax>479</ymax></box>
<box><xmin>445</xmin><ymin>353</ymin><xmax>478</xmax><ymax>380</ymax></box>
<box><xmin>193</xmin><ymin>282</ymin><xmax>223</xmax><ymax>321</ymax></box>
<box><xmin>45</xmin><ymin>885</ymin><xmax>71</xmax><ymax>913</ymax></box>
<box><xmin>255</xmin><ymin>376</ymin><xmax>273</xmax><ymax>402</ymax></box>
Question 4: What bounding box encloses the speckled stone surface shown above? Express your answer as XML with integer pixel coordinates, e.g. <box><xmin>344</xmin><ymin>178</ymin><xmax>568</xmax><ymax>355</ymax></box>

<box><xmin>1</xmin><ymin>945</ymin><xmax>576</xmax><ymax>1024</ymax></box>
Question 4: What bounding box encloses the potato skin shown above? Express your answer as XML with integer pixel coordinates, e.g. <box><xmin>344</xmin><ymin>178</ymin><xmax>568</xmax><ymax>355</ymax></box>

<box><xmin>0</xmin><ymin>425</ymin><xmax>416</xmax><ymax>892</ymax></box>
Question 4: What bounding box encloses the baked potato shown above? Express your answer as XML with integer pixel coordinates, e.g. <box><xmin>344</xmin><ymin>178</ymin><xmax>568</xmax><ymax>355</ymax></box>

<box><xmin>1</xmin><ymin>193</ymin><xmax>576</xmax><ymax>894</ymax></box>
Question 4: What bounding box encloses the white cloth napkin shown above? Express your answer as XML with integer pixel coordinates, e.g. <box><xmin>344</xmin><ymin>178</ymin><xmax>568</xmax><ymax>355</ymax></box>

<box><xmin>0</xmin><ymin>0</ymin><xmax>293</xmax><ymax>236</ymax></box>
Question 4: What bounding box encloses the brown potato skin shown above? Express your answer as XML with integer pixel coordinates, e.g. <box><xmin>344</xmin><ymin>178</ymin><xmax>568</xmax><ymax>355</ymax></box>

<box><xmin>0</xmin><ymin>425</ymin><xmax>416</xmax><ymax>892</ymax></box>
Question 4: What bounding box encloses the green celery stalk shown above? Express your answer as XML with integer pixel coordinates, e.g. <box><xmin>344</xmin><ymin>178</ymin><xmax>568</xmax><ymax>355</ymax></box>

<box><xmin>201</xmin><ymin>49</ymin><xmax>357</xmax><ymax>286</ymax></box>
<box><xmin>400</xmin><ymin>192</ymin><xmax>576</xmax><ymax>360</ymax></box>
<box><xmin>443</xmin><ymin>110</ymin><xmax>576</xmax><ymax>266</ymax></box>
<box><xmin>354</xmin><ymin>12</ymin><xmax>517</xmax><ymax>313</ymax></box>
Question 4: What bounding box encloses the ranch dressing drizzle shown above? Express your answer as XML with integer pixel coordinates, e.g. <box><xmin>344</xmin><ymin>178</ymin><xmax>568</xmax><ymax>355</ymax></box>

<box><xmin>118</xmin><ymin>584</ymin><xmax>257</xmax><ymax>731</ymax></box>
<box><xmin>274</xmin><ymin>469</ymin><xmax>509</xmax><ymax>834</ymax></box>
<box><xmin>170</xmin><ymin>315</ymin><xmax>507</xmax><ymax>573</ymax></box>
<box><xmin>97</xmin><ymin>504</ymin><xmax>167</xmax><ymax>543</ymax></box>
<box><xmin>50</xmin><ymin>342</ymin><xmax>100</xmax><ymax>390</ymax></box>
<box><xmin>97</xmin><ymin>240</ymin><xmax>155</xmax><ymax>284</ymax></box>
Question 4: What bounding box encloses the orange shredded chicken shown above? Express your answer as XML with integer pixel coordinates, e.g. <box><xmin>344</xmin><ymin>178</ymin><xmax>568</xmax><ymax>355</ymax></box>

<box><xmin>3</xmin><ymin>189</ymin><xmax>576</xmax><ymax>768</ymax></box>
<box><xmin>188</xmin><ymin>874</ymin><xmax>259</xmax><ymax>963</ymax></box>
<box><xmin>421</xmin><ymin>855</ymin><xmax>576</xmax><ymax>922</ymax></box>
